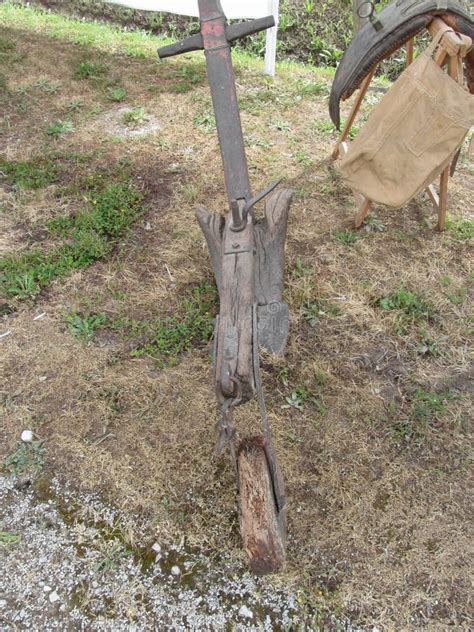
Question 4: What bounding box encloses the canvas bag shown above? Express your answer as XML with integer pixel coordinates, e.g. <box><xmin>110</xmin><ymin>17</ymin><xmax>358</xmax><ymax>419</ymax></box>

<box><xmin>339</xmin><ymin>29</ymin><xmax>474</xmax><ymax>208</ymax></box>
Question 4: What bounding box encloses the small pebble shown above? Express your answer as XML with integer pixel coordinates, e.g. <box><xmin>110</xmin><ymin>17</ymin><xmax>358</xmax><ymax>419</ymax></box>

<box><xmin>144</xmin><ymin>222</ymin><xmax>152</xmax><ymax>231</ymax></box>
<box><xmin>152</xmin><ymin>542</ymin><xmax>161</xmax><ymax>554</ymax></box>
<box><xmin>43</xmin><ymin>585</ymin><xmax>52</xmax><ymax>592</ymax></box>
<box><xmin>170</xmin><ymin>565</ymin><xmax>180</xmax><ymax>576</ymax></box>
<box><xmin>21</xmin><ymin>430</ymin><xmax>33</xmax><ymax>443</ymax></box>
<box><xmin>239</xmin><ymin>605</ymin><xmax>254</xmax><ymax>619</ymax></box>
<box><xmin>0</xmin><ymin>599</ymin><xmax>7</xmax><ymax>608</ymax></box>
<box><xmin>48</xmin><ymin>591</ymin><xmax>60</xmax><ymax>604</ymax></box>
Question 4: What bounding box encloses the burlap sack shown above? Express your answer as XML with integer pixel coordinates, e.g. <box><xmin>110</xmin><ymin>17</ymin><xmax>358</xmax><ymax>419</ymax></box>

<box><xmin>339</xmin><ymin>29</ymin><xmax>474</xmax><ymax>208</ymax></box>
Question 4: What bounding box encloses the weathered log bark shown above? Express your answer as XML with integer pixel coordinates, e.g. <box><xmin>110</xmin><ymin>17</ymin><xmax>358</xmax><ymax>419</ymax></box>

<box><xmin>238</xmin><ymin>436</ymin><xmax>287</xmax><ymax>575</ymax></box>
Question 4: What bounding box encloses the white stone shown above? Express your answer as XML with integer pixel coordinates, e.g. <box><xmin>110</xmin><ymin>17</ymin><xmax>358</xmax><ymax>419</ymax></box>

<box><xmin>43</xmin><ymin>585</ymin><xmax>52</xmax><ymax>592</ymax></box>
<box><xmin>170</xmin><ymin>565</ymin><xmax>180</xmax><ymax>576</ymax></box>
<box><xmin>48</xmin><ymin>591</ymin><xmax>60</xmax><ymax>604</ymax></box>
<box><xmin>21</xmin><ymin>430</ymin><xmax>34</xmax><ymax>443</ymax></box>
<box><xmin>238</xmin><ymin>605</ymin><xmax>253</xmax><ymax>619</ymax></box>
<box><xmin>152</xmin><ymin>542</ymin><xmax>161</xmax><ymax>554</ymax></box>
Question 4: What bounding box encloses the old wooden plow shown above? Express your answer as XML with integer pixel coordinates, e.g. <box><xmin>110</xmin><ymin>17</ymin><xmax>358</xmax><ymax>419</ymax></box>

<box><xmin>158</xmin><ymin>0</ymin><xmax>291</xmax><ymax>574</ymax></box>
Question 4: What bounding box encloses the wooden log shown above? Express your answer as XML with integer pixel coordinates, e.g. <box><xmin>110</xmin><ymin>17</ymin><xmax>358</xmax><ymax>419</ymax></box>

<box><xmin>238</xmin><ymin>436</ymin><xmax>286</xmax><ymax>575</ymax></box>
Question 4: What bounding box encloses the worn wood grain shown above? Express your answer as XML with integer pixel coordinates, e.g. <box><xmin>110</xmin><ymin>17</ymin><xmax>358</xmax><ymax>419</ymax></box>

<box><xmin>238</xmin><ymin>436</ymin><xmax>286</xmax><ymax>575</ymax></box>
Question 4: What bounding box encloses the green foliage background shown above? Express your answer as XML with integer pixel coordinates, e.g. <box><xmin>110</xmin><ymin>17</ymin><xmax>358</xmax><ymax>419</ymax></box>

<box><xmin>12</xmin><ymin>0</ymin><xmax>355</xmax><ymax>66</ymax></box>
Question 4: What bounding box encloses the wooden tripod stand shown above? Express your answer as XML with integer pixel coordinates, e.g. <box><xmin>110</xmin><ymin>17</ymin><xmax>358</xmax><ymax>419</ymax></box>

<box><xmin>332</xmin><ymin>17</ymin><xmax>472</xmax><ymax>232</ymax></box>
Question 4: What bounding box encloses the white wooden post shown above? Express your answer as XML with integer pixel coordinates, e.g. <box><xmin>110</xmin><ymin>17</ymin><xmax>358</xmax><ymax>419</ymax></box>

<box><xmin>264</xmin><ymin>0</ymin><xmax>279</xmax><ymax>77</ymax></box>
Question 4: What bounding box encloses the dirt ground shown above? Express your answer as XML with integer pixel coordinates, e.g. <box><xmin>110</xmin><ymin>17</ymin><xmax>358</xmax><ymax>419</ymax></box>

<box><xmin>1</xmin><ymin>6</ymin><xmax>473</xmax><ymax>630</ymax></box>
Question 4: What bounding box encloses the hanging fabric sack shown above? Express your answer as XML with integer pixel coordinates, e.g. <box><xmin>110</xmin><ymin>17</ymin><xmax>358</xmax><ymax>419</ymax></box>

<box><xmin>339</xmin><ymin>28</ymin><xmax>474</xmax><ymax>208</ymax></box>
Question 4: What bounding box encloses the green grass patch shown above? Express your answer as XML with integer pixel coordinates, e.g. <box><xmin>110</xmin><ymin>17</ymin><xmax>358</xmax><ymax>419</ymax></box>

<box><xmin>4</xmin><ymin>440</ymin><xmax>44</xmax><ymax>476</ymax></box>
<box><xmin>66</xmin><ymin>310</ymin><xmax>107</xmax><ymax>342</ymax></box>
<box><xmin>301</xmin><ymin>299</ymin><xmax>341</xmax><ymax>327</ymax></box>
<box><xmin>107</xmin><ymin>86</ymin><xmax>127</xmax><ymax>103</ymax></box>
<box><xmin>0</xmin><ymin>157</ymin><xmax>58</xmax><ymax>189</ymax></box>
<box><xmin>122</xmin><ymin>107</ymin><xmax>148</xmax><ymax>127</ymax></box>
<box><xmin>386</xmin><ymin>388</ymin><xmax>460</xmax><ymax>446</ymax></box>
<box><xmin>445</xmin><ymin>216</ymin><xmax>474</xmax><ymax>241</ymax></box>
<box><xmin>1</xmin><ymin>182</ymin><xmax>144</xmax><ymax>299</ymax></box>
<box><xmin>0</xmin><ymin>2</ymin><xmax>171</xmax><ymax>58</ymax></box>
<box><xmin>411</xmin><ymin>389</ymin><xmax>458</xmax><ymax>427</ymax></box>
<box><xmin>194</xmin><ymin>111</ymin><xmax>216</xmax><ymax>132</ymax></box>
<box><xmin>109</xmin><ymin>282</ymin><xmax>217</xmax><ymax>367</ymax></box>
<box><xmin>376</xmin><ymin>285</ymin><xmax>436</xmax><ymax>333</ymax></box>
<box><xmin>333</xmin><ymin>229</ymin><xmax>359</xmax><ymax>246</ymax></box>
<box><xmin>0</xmin><ymin>530</ymin><xmax>21</xmax><ymax>547</ymax></box>
<box><xmin>74</xmin><ymin>60</ymin><xmax>106</xmax><ymax>80</ymax></box>
<box><xmin>46</xmin><ymin>120</ymin><xmax>74</xmax><ymax>137</ymax></box>
<box><xmin>172</xmin><ymin>63</ymin><xmax>206</xmax><ymax>94</ymax></box>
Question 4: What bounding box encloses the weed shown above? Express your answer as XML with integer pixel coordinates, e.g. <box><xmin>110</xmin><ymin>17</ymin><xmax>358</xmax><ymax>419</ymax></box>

<box><xmin>0</xmin><ymin>157</ymin><xmax>57</xmax><ymax>189</ymax></box>
<box><xmin>313</xmin><ymin>119</ymin><xmax>335</xmax><ymax>135</ymax></box>
<box><xmin>122</xmin><ymin>107</ymin><xmax>148</xmax><ymax>126</ymax></box>
<box><xmin>107</xmin><ymin>86</ymin><xmax>127</xmax><ymax>102</ymax></box>
<box><xmin>301</xmin><ymin>299</ymin><xmax>341</xmax><ymax>327</ymax></box>
<box><xmin>333</xmin><ymin>230</ymin><xmax>359</xmax><ymax>246</ymax></box>
<box><xmin>284</xmin><ymin>388</ymin><xmax>309</xmax><ymax>411</ymax></box>
<box><xmin>411</xmin><ymin>389</ymin><xmax>458</xmax><ymax>428</ymax></box>
<box><xmin>415</xmin><ymin>331</ymin><xmax>440</xmax><ymax>357</ymax></box>
<box><xmin>74</xmin><ymin>60</ymin><xmax>106</xmax><ymax>80</ymax></box>
<box><xmin>269</xmin><ymin>119</ymin><xmax>291</xmax><ymax>132</ymax></box>
<box><xmin>66</xmin><ymin>98</ymin><xmax>84</xmax><ymax>113</ymax></box>
<box><xmin>46</xmin><ymin>120</ymin><xmax>74</xmax><ymax>137</ymax></box>
<box><xmin>294</xmin><ymin>150</ymin><xmax>314</xmax><ymax>168</ymax></box>
<box><xmin>35</xmin><ymin>78</ymin><xmax>61</xmax><ymax>94</ymax></box>
<box><xmin>447</xmin><ymin>288</ymin><xmax>468</xmax><ymax>306</ymax></box>
<box><xmin>174</xmin><ymin>64</ymin><xmax>205</xmax><ymax>93</ymax></box>
<box><xmin>131</xmin><ymin>282</ymin><xmax>217</xmax><ymax>367</ymax></box>
<box><xmin>3</xmin><ymin>271</ymin><xmax>40</xmax><ymax>300</ymax></box>
<box><xmin>0</xmin><ymin>530</ymin><xmax>21</xmax><ymax>547</ymax></box>
<box><xmin>182</xmin><ymin>183</ymin><xmax>200</xmax><ymax>203</ymax></box>
<box><xmin>0</xmin><ymin>37</ymin><xmax>15</xmax><ymax>53</ymax></box>
<box><xmin>376</xmin><ymin>286</ymin><xmax>435</xmax><ymax>333</ymax></box>
<box><xmin>293</xmin><ymin>256</ymin><xmax>313</xmax><ymax>278</ymax></box>
<box><xmin>296</xmin><ymin>78</ymin><xmax>326</xmax><ymax>97</ymax></box>
<box><xmin>445</xmin><ymin>216</ymin><xmax>473</xmax><ymax>241</ymax></box>
<box><xmin>283</xmin><ymin>386</ymin><xmax>327</xmax><ymax>416</ymax></box>
<box><xmin>93</xmin><ymin>541</ymin><xmax>131</xmax><ymax>575</ymax></box>
<box><xmin>4</xmin><ymin>441</ymin><xmax>44</xmax><ymax>476</ymax></box>
<box><xmin>194</xmin><ymin>111</ymin><xmax>216</xmax><ymax>132</ymax></box>
<box><xmin>66</xmin><ymin>310</ymin><xmax>106</xmax><ymax>342</ymax></box>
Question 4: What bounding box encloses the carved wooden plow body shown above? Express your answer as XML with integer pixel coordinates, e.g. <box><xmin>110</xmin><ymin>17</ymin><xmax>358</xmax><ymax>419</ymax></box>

<box><xmin>158</xmin><ymin>0</ymin><xmax>291</xmax><ymax>573</ymax></box>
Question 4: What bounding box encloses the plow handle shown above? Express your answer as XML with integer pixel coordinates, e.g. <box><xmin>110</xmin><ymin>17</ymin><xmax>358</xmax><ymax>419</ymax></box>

<box><xmin>158</xmin><ymin>16</ymin><xmax>275</xmax><ymax>60</ymax></box>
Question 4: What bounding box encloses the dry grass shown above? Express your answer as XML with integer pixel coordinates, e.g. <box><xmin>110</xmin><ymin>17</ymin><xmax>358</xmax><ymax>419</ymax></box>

<box><xmin>1</xmin><ymin>8</ymin><xmax>473</xmax><ymax>629</ymax></box>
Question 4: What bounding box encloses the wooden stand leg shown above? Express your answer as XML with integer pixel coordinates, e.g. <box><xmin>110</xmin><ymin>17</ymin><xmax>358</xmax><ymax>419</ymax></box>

<box><xmin>354</xmin><ymin>199</ymin><xmax>372</xmax><ymax>229</ymax></box>
<box><xmin>332</xmin><ymin>69</ymin><xmax>374</xmax><ymax>160</ymax></box>
<box><xmin>406</xmin><ymin>39</ymin><xmax>414</xmax><ymax>66</ymax></box>
<box><xmin>438</xmin><ymin>167</ymin><xmax>449</xmax><ymax>232</ymax></box>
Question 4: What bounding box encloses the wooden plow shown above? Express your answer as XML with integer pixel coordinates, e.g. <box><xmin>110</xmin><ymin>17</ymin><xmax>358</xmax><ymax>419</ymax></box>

<box><xmin>158</xmin><ymin>0</ymin><xmax>291</xmax><ymax>574</ymax></box>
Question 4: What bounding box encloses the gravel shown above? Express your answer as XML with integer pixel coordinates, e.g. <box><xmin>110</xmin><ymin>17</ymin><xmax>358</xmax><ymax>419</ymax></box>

<box><xmin>0</xmin><ymin>475</ymin><xmax>306</xmax><ymax>630</ymax></box>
